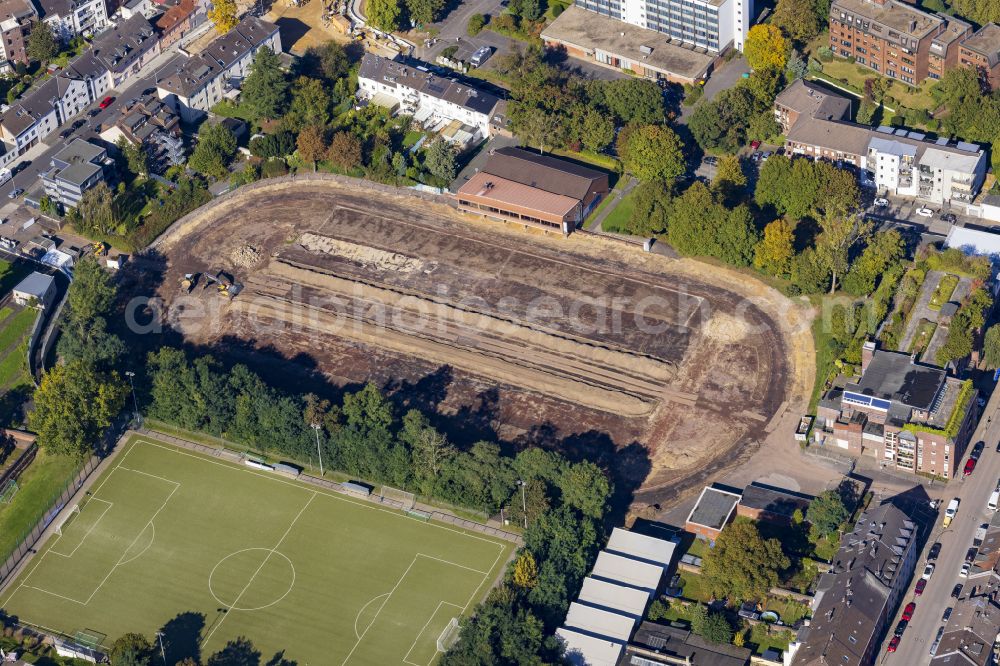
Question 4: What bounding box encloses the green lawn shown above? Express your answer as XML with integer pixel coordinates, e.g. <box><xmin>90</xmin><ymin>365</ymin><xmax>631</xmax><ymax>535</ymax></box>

<box><xmin>809</xmin><ymin>296</ymin><xmax>841</xmax><ymax>412</ymax></box>
<box><xmin>0</xmin><ymin>308</ymin><xmax>37</xmax><ymax>354</ymax></box>
<box><xmin>928</xmin><ymin>274</ymin><xmax>959</xmax><ymax>311</ymax></box>
<box><xmin>763</xmin><ymin>597</ymin><xmax>810</xmax><ymax>625</ymax></box>
<box><xmin>0</xmin><ymin>449</ymin><xmax>80</xmax><ymax>563</ymax></box>
<box><xmin>677</xmin><ymin>570</ymin><xmax>714</xmax><ymax>603</ymax></box>
<box><xmin>909</xmin><ymin>319</ymin><xmax>937</xmax><ymax>356</ymax></box>
<box><xmin>0</xmin><ymin>341</ymin><xmax>30</xmax><ymax>388</ymax></box>
<box><xmin>749</xmin><ymin>623</ymin><xmax>796</xmax><ymax>655</ymax></box>
<box><xmin>601</xmin><ymin>188</ymin><xmax>638</xmax><ymax>233</ymax></box>
<box><xmin>2</xmin><ymin>437</ymin><xmax>512</xmax><ymax>663</ymax></box>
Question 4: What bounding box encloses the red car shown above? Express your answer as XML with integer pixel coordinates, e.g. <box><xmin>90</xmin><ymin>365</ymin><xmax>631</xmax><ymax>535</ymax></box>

<box><xmin>99</xmin><ymin>96</ymin><xmax>114</xmax><ymax>109</ymax></box>
<box><xmin>965</xmin><ymin>457</ymin><xmax>977</xmax><ymax>476</ymax></box>
<box><xmin>887</xmin><ymin>635</ymin><xmax>900</xmax><ymax>653</ymax></box>
<box><xmin>902</xmin><ymin>601</ymin><xmax>916</xmax><ymax>621</ymax></box>
<box><xmin>915</xmin><ymin>579</ymin><xmax>927</xmax><ymax>596</ymax></box>
<box><xmin>750</xmin><ymin>140</ymin><xmax>761</xmax><ymax>151</ymax></box>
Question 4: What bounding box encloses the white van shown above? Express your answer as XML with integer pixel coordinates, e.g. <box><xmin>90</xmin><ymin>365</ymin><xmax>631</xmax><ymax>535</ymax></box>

<box><xmin>988</xmin><ymin>491</ymin><xmax>999</xmax><ymax>513</ymax></box>
<box><xmin>0</xmin><ymin>168</ymin><xmax>12</xmax><ymax>186</ymax></box>
<box><xmin>944</xmin><ymin>498</ymin><xmax>960</xmax><ymax>527</ymax></box>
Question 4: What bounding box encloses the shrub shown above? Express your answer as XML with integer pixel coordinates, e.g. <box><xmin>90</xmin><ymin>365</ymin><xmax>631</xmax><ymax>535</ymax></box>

<box><xmin>817</xmin><ymin>46</ymin><xmax>834</xmax><ymax>62</ymax></box>
<box><xmin>467</xmin><ymin>13</ymin><xmax>486</xmax><ymax>36</ymax></box>
<box><xmin>261</xmin><ymin>158</ymin><xmax>289</xmax><ymax>179</ymax></box>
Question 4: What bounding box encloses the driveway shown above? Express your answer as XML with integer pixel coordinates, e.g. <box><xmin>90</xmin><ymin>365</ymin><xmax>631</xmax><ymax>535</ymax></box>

<box><xmin>677</xmin><ymin>54</ymin><xmax>751</xmax><ymax>122</ymax></box>
<box><xmin>413</xmin><ymin>0</ymin><xmax>510</xmax><ymax>62</ymax></box>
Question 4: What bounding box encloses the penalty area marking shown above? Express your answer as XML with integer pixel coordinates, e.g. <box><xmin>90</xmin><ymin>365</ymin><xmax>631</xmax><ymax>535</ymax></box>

<box><xmin>48</xmin><ymin>498</ymin><xmax>114</xmax><ymax>559</ymax></box>
<box><xmin>401</xmin><ymin>599</ymin><xmax>463</xmax><ymax>666</ymax></box>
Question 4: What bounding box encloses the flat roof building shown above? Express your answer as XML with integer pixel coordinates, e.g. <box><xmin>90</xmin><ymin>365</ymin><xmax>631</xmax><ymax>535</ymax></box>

<box><xmin>41</xmin><ymin>138</ymin><xmax>113</xmax><ymax>208</ymax></box>
<box><xmin>455</xmin><ymin>146</ymin><xmax>609</xmax><ymax>234</ymax></box>
<box><xmin>592</xmin><ymin>551</ymin><xmax>664</xmax><ymax>593</ymax></box>
<box><xmin>605</xmin><ymin>527</ymin><xmax>676</xmax><ymax>566</ymax></box>
<box><xmin>12</xmin><ymin>271</ymin><xmax>55</xmax><ymax>309</ymax></box>
<box><xmin>564</xmin><ymin>602</ymin><xmax>637</xmax><ymax>642</ymax></box>
<box><xmin>577</xmin><ymin>577</ymin><xmax>650</xmax><ymax>618</ymax></box>
<box><xmin>622</xmin><ymin>622</ymin><xmax>751</xmax><ymax>666</ymax></box>
<box><xmin>685</xmin><ymin>486</ymin><xmax>741</xmax><ymax>542</ymax></box>
<box><xmin>557</xmin><ymin>627</ymin><xmax>624</xmax><ymax>666</ymax></box>
<box><xmin>737</xmin><ymin>483</ymin><xmax>813</xmax><ymax>525</ymax></box>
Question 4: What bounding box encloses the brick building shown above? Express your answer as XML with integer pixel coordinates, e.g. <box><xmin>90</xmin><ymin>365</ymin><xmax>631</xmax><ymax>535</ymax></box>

<box><xmin>958</xmin><ymin>23</ymin><xmax>1000</xmax><ymax>90</ymax></box>
<box><xmin>684</xmin><ymin>486</ymin><xmax>740</xmax><ymax>542</ymax></box>
<box><xmin>813</xmin><ymin>343</ymin><xmax>979</xmax><ymax>479</ymax></box>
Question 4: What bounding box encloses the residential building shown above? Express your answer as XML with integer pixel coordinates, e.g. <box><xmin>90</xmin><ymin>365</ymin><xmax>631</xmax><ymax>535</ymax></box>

<box><xmin>958</xmin><ymin>23</ymin><xmax>1000</xmax><ymax>91</ymax></box>
<box><xmin>12</xmin><ymin>271</ymin><xmax>55</xmax><ymax>308</ymax></box>
<box><xmin>88</xmin><ymin>14</ymin><xmax>159</xmax><ymax>87</ymax></box>
<box><xmin>0</xmin><ymin>0</ymin><xmax>37</xmax><ymax>70</ymax></box>
<box><xmin>622</xmin><ymin>622</ymin><xmax>751</xmax><ymax>666</ymax></box>
<box><xmin>454</xmin><ymin>147</ymin><xmax>610</xmax><ymax>234</ymax></box>
<box><xmin>41</xmin><ymin>138</ymin><xmax>113</xmax><ymax>207</ymax></box>
<box><xmin>0</xmin><ymin>53</ymin><xmax>112</xmax><ymax>162</ymax></box>
<box><xmin>813</xmin><ymin>344</ymin><xmax>979</xmax><ymax>479</ymax></box>
<box><xmin>773</xmin><ymin>79</ymin><xmax>853</xmax><ymax>134</ymax></box>
<box><xmin>571</xmin><ymin>0</ymin><xmax>753</xmax><ymax>52</ymax></box>
<box><xmin>541</xmin><ymin>6</ymin><xmax>718</xmax><ymax>84</ymax></box>
<box><xmin>684</xmin><ymin>485</ymin><xmax>741</xmax><ymax>542</ymax></box>
<box><xmin>788</xmin><ymin>502</ymin><xmax>920</xmax><ymax>666</ymax></box>
<box><xmin>37</xmin><ymin>0</ymin><xmax>110</xmax><ymax>39</ymax></box>
<box><xmin>156</xmin><ymin>16</ymin><xmax>281</xmax><ymax>122</ymax></box>
<box><xmin>357</xmin><ymin>54</ymin><xmax>501</xmax><ymax>144</ymax></box>
<box><xmin>828</xmin><ymin>0</ymin><xmax>1000</xmax><ymax>87</ymax></box>
<box><xmin>100</xmin><ymin>94</ymin><xmax>183</xmax><ymax>171</ymax></box>
<box><xmin>735</xmin><ymin>483</ymin><xmax>813</xmax><ymax>525</ymax></box>
<box><xmin>154</xmin><ymin>0</ymin><xmax>196</xmax><ymax>48</ymax></box>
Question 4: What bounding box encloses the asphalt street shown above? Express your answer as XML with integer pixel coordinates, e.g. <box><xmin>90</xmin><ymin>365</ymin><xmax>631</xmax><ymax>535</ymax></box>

<box><xmin>882</xmin><ymin>388</ymin><xmax>1000</xmax><ymax>666</ymax></box>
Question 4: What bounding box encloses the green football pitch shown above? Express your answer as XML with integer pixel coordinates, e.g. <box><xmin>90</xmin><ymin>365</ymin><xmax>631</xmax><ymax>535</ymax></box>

<box><xmin>0</xmin><ymin>436</ymin><xmax>513</xmax><ymax>665</ymax></box>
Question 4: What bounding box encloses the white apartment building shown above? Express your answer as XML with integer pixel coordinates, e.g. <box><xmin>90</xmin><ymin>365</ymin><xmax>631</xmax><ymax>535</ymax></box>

<box><xmin>38</xmin><ymin>0</ymin><xmax>109</xmax><ymax>39</ymax></box>
<box><xmin>867</xmin><ymin>133</ymin><xmax>986</xmax><ymax>205</ymax></box>
<box><xmin>357</xmin><ymin>54</ymin><xmax>501</xmax><ymax>143</ymax></box>
<box><xmin>573</xmin><ymin>0</ymin><xmax>754</xmax><ymax>52</ymax></box>
<box><xmin>156</xmin><ymin>16</ymin><xmax>281</xmax><ymax>122</ymax></box>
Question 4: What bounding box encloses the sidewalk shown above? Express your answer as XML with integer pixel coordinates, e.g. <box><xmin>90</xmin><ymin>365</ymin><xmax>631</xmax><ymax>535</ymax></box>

<box><xmin>586</xmin><ymin>176</ymin><xmax>637</xmax><ymax>232</ymax></box>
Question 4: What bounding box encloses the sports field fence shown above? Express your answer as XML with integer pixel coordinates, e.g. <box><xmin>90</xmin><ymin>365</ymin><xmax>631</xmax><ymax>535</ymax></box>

<box><xmin>0</xmin><ymin>454</ymin><xmax>99</xmax><ymax>585</ymax></box>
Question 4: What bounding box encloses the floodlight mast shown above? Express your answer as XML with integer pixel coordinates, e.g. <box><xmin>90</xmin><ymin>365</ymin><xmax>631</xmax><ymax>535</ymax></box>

<box><xmin>311</xmin><ymin>423</ymin><xmax>324</xmax><ymax>477</ymax></box>
<box><xmin>155</xmin><ymin>631</ymin><xmax>166</xmax><ymax>665</ymax></box>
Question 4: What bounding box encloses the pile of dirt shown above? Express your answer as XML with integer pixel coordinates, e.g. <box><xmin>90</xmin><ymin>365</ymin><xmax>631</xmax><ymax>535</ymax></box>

<box><xmin>297</xmin><ymin>233</ymin><xmax>425</xmax><ymax>273</ymax></box>
<box><xmin>231</xmin><ymin>245</ymin><xmax>262</xmax><ymax>268</ymax></box>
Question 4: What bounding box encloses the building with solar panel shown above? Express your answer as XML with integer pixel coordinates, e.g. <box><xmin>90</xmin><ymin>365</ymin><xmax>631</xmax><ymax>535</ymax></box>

<box><xmin>812</xmin><ymin>341</ymin><xmax>979</xmax><ymax>479</ymax></box>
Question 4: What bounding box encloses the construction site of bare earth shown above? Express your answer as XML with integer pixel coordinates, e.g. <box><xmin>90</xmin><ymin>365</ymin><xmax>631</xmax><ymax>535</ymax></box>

<box><xmin>144</xmin><ymin>176</ymin><xmax>814</xmax><ymax>512</ymax></box>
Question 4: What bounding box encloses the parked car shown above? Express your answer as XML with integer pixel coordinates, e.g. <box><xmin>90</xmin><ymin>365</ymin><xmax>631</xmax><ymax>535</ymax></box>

<box><xmin>917</xmin><ymin>207</ymin><xmax>934</xmax><ymax>217</ymax></box>
<box><xmin>965</xmin><ymin>457</ymin><xmax>977</xmax><ymax>476</ymax></box>
<box><xmin>142</xmin><ymin>87</ymin><xmax>156</xmax><ymax>96</ymax></box>
<box><xmin>874</xmin><ymin>197</ymin><xmax>889</xmax><ymax>207</ymax></box>
<box><xmin>750</xmin><ymin>140</ymin><xmax>761</xmax><ymax>151</ymax></box>
<box><xmin>895</xmin><ymin>620</ymin><xmax>908</xmax><ymax>636</ymax></box>
<box><xmin>928</xmin><ymin>542</ymin><xmax>942</xmax><ymax>561</ymax></box>
<box><xmin>940</xmin><ymin>212</ymin><xmax>957</xmax><ymax>223</ymax></box>
<box><xmin>71</xmin><ymin>119</ymin><xmax>86</xmax><ymax>130</ymax></box>
<box><xmin>88</xmin><ymin>108</ymin><xmax>100</xmax><ymax>117</ymax></box>
<box><xmin>973</xmin><ymin>441</ymin><xmax>985</xmax><ymax>459</ymax></box>
<box><xmin>915</xmin><ymin>578</ymin><xmax>927</xmax><ymax>596</ymax></box>
<box><xmin>704</xmin><ymin>156</ymin><xmax>718</xmax><ymax>166</ymax></box>
<box><xmin>922</xmin><ymin>563</ymin><xmax>935</xmax><ymax>580</ymax></box>
<box><xmin>930</xmin><ymin>626</ymin><xmax>945</xmax><ymax>657</ymax></box>
<box><xmin>887</xmin><ymin>635</ymin><xmax>900</xmax><ymax>653</ymax></box>
<box><xmin>952</xmin><ymin>583</ymin><xmax>964</xmax><ymax>598</ymax></box>
<box><xmin>960</xmin><ymin>562</ymin><xmax>971</xmax><ymax>577</ymax></box>
<box><xmin>942</xmin><ymin>607</ymin><xmax>953</xmax><ymax>622</ymax></box>
<box><xmin>7</xmin><ymin>187</ymin><xmax>22</xmax><ymax>199</ymax></box>
<box><xmin>99</xmin><ymin>96</ymin><xmax>114</xmax><ymax>109</ymax></box>
<box><xmin>902</xmin><ymin>602</ymin><xmax>916</xmax><ymax>621</ymax></box>
<box><xmin>966</xmin><ymin>548</ymin><xmax>977</xmax><ymax>563</ymax></box>
<box><xmin>59</xmin><ymin>128</ymin><xmax>72</xmax><ymax>138</ymax></box>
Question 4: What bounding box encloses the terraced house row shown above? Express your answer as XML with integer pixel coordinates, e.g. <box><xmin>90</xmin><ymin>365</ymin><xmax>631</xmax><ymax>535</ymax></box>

<box><xmin>829</xmin><ymin>0</ymin><xmax>1000</xmax><ymax>88</ymax></box>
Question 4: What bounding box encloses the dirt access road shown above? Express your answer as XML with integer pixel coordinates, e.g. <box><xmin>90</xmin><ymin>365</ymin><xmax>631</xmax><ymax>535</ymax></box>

<box><xmin>147</xmin><ymin>176</ymin><xmax>814</xmax><ymax>511</ymax></box>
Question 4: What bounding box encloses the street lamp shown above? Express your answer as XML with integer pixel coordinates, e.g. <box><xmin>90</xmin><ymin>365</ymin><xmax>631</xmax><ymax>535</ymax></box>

<box><xmin>124</xmin><ymin>370</ymin><xmax>141</xmax><ymax>428</ymax></box>
<box><xmin>311</xmin><ymin>423</ymin><xmax>324</xmax><ymax>477</ymax></box>
<box><xmin>516</xmin><ymin>479</ymin><xmax>527</xmax><ymax>529</ymax></box>
<box><xmin>155</xmin><ymin>631</ymin><xmax>166</xmax><ymax>666</ymax></box>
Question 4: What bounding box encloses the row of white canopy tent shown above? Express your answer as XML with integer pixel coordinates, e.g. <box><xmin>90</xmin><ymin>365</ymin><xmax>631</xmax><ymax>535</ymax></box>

<box><xmin>557</xmin><ymin>527</ymin><xmax>677</xmax><ymax>666</ymax></box>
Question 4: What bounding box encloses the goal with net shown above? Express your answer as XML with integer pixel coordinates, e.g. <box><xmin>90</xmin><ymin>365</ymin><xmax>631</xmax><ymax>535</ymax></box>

<box><xmin>436</xmin><ymin>618</ymin><xmax>460</xmax><ymax>653</ymax></box>
<box><xmin>0</xmin><ymin>479</ymin><xmax>17</xmax><ymax>504</ymax></box>
<box><xmin>53</xmin><ymin>505</ymin><xmax>80</xmax><ymax>536</ymax></box>
<box><xmin>380</xmin><ymin>486</ymin><xmax>416</xmax><ymax>511</ymax></box>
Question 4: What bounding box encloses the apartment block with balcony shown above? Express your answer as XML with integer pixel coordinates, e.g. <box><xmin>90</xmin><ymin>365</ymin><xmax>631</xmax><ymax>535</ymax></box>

<box><xmin>958</xmin><ymin>23</ymin><xmax>1000</xmax><ymax>90</ymax></box>
<box><xmin>0</xmin><ymin>0</ymin><xmax>38</xmax><ymax>71</ymax></box>
<box><xmin>813</xmin><ymin>343</ymin><xmax>979</xmax><ymax>479</ymax></box>
<box><xmin>100</xmin><ymin>93</ymin><xmax>183</xmax><ymax>172</ymax></box>
<box><xmin>927</xmin><ymin>15</ymin><xmax>972</xmax><ymax>81</ymax></box>
<box><xmin>41</xmin><ymin>138</ymin><xmax>113</xmax><ymax>207</ymax></box>
<box><xmin>38</xmin><ymin>0</ymin><xmax>109</xmax><ymax>39</ymax></box>
<box><xmin>867</xmin><ymin>132</ymin><xmax>986</xmax><ymax>204</ymax></box>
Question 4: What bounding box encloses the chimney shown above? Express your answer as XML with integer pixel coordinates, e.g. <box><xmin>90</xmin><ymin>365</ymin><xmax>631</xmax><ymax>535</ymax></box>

<box><xmin>862</xmin><ymin>340</ymin><xmax>876</xmax><ymax>374</ymax></box>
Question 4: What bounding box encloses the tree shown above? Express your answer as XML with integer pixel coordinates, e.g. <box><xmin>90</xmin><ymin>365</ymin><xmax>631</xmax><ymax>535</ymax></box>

<box><xmin>580</xmin><ymin>110</ymin><xmax>614</xmax><ymax>153</ymax></box>
<box><xmin>754</xmin><ymin>219</ymin><xmax>795</xmax><ymax>275</ymax></box>
<box><xmin>668</xmin><ymin>183</ymin><xmax>759</xmax><ymax>266</ymax></box>
<box><xmin>842</xmin><ymin>229</ymin><xmax>904</xmax><ymax>296</ymax></box>
<box><xmin>699</xmin><ymin>613</ymin><xmax>734</xmax><ymax>644</ymax></box>
<box><xmin>467</xmin><ymin>13</ymin><xmax>486</xmax><ymax>35</ymax></box>
<box><xmin>109</xmin><ymin>633</ymin><xmax>152</xmax><ymax>666</ymax></box>
<box><xmin>747</xmin><ymin>111</ymin><xmax>783</xmax><ymax>144</ymax></box>
<box><xmin>366</xmin><ymin>0</ymin><xmax>401</xmax><ymax>31</ymax></box>
<box><xmin>116</xmin><ymin>136</ymin><xmax>149</xmax><ymax>179</ymax></box>
<box><xmin>76</xmin><ymin>182</ymin><xmax>119</xmax><ymax>235</ymax></box>
<box><xmin>598</xmin><ymin>79</ymin><xmax>666</xmax><ymax>125</ymax></box>
<box><xmin>773</xmin><ymin>0</ymin><xmax>822</xmax><ymax>41</ymax></box>
<box><xmin>713</xmin><ymin>154</ymin><xmax>746</xmax><ymax>203</ymax></box>
<box><xmin>512</xmin><ymin>551</ymin><xmax>539</xmax><ymax>588</ymax></box>
<box><xmin>949</xmin><ymin>0</ymin><xmax>1000</xmax><ymax>26</ymax></box>
<box><xmin>206</xmin><ymin>637</ymin><xmax>261</xmax><ymax>666</ymax></box>
<box><xmin>26</xmin><ymin>22</ymin><xmax>59</xmax><ymax>63</ymax></box>
<box><xmin>207</xmin><ymin>0</ymin><xmax>238</xmax><ymax>33</ymax></box>
<box><xmin>326</xmin><ymin>131</ymin><xmax>362</xmax><ymax>171</ymax></box>
<box><xmin>424</xmin><ymin>139</ymin><xmax>457</xmax><ymax>182</ymax></box>
<box><xmin>285</xmin><ymin>76</ymin><xmax>331</xmax><ymax>131</ymax></box>
<box><xmin>29</xmin><ymin>361</ymin><xmax>127</xmax><ymax>459</ymax></box>
<box><xmin>984</xmin><ymin>325</ymin><xmax>1000</xmax><ymax>369</ymax></box>
<box><xmin>618</xmin><ymin>124</ymin><xmax>685</xmax><ymax>182</ymax></box>
<box><xmin>297</xmin><ymin>125</ymin><xmax>327</xmax><ymax>171</ymax></box>
<box><xmin>189</xmin><ymin>123</ymin><xmax>237</xmax><ymax>179</ymax></box>
<box><xmin>807</xmin><ymin>489</ymin><xmax>849</xmax><ymax>540</ymax></box>
<box><xmin>557</xmin><ymin>461</ymin><xmax>611</xmax><ymax>519</ymax></box>
<box><xmin>744</xmin><ymin>25</ymin><xmax>788</xmax><ymax>72</ymax></box>
<box><xmin>240</xmin><ymin>48</ymin><xmax>288</xmax><ymax>121</ymax></box>
<box><xmin>250</xmin><ymin>131</ymin><xmax>296</xmax><ymax>158</ymax></box>
<box><xmin>703</xmin><ymin>517</ymin><xmax>789</xmax><ymax>602</ymax></box>
<box><xmin>815</xmin><ymin>213</ymin><xmax>874</xmax><ymax>293</ymax></box>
